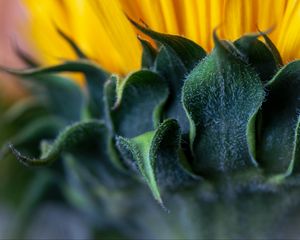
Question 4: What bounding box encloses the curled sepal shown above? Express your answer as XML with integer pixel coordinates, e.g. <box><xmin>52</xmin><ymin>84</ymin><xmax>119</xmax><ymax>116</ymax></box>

<box><xmin>182</xmin><ymin>35</ymin><xmax>265</xmax><ymax>176</ymax></box>
<box><xmin>130</xmin><ymin>19</ymin><xmax>206</xmax><ymax>71</ymax></box>
<box><xmin>9</xmin><ymin>120</ymin><xmax>105</xmax><ymax>167</ymax></box>
<box><xmin>259</xmin><ymin>31</ymin><xmax>283</xmax><ymax>68</ymax></box>
<box><xmin>116</xmin><ymin>119</ymin><xmax>199</xmax><ymax>205</ymax></box>
<box><xmin>138</xmin><ymin>37</ymin><xmax>157</xmax><ymax>69</ymax></box>
<box><xmin>56</xmin><ymin>27</ymin><xmax>86</xmax><ymax>59</ymax></box>
<box><xmin>257</xmin><ymin>61</ymin><xmax>300</xmax><ymax>177</ymax></box>
<box><xmin>109</xmin><ymin>70</ymin><xmax>169</xmax><ymax>138</ymax></box>
<box><xmin>1</xmin><ymin>60</ymin><xmax>109</xmax><ymax>119</ymax></box>
<box><xmin>14</xmin><ymin>45</ymin><xmax>38</xmax><ymax>67</ymax></box>
<box><xmin>234</xmin><ymin>34</ymin><xmax>279</xmax><ymax>83</ymax></box>
<box><xmin>135</xmin><ymin>20</ymin><xmax>206</xmax><ymax>134</ymax></box>
<box><xmin>0</xmin><ymin>116</ymin><xmax>64</xmax><ymax>159</ymax></box>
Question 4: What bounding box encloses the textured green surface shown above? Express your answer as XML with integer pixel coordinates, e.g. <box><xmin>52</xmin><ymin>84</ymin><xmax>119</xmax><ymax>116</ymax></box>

<box><xmin>108</xmin><ymin>70</ymin><xmax>168</xmax><ymax>138</ymax></box>
<box><xmin>183</xmin><ymin>38</ymin><xmax>265</xmax><ymax>175</ymax></box>
<box><xmin>9</xmin><ymin>120</ymin><xmax>106</xmax><ymax>166</ymax></box>
<box><xmin>2</xmin><ymin>26</ymin><xmax>300</xmax><ymax>239</ymax></box>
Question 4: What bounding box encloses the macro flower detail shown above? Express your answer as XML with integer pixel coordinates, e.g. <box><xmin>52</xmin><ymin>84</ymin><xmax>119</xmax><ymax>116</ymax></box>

<box><xmin>1</xmin><ymin>0</ymin><xmax>300</xmax><ymax>239</ymax></box>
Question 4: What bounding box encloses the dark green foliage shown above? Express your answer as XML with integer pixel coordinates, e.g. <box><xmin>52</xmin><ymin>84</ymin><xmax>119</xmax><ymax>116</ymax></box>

<box><xmin>2</xmin><ymin>26</ymin><xmax>300</xmax><ymax>239</ymax></box>
<box><xmin>258</xmin><ymin>61</ymin><xmax>300</xmax><ymax>176</ymax></box>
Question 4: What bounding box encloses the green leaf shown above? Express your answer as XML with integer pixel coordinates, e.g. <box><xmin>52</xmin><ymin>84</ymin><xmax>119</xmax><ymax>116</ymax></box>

<box><xmin>108</xmin><ymin>70</ymin><xmax>169</xmax><ymax>138</ymax></box>
<box><xmin>234</xmin><ymin>35</ymin><xmax>279</xmax><ymax>83</ymax></box>
<box><xmin>9</xmin><ymin>120</ymin><xmax>106</xmax><ymax>167</ymax></box>
<box><xmin>130</xmin><ymin>19</ymin><xmax>206</xmax><ymax>71</ymax></box>
<box><xmin>257</xmin><ymin>61</ymin><xmax>300</xmax><ymax>176</ymax></box>
<box><xmin>154</xmin><ymin>46</ymin><xmax>190</xmax><ymax>134</ymax></box>
<box><xmin>182</xmin><ymin>36</ymin><xmax>265</xmax><ymax>175</ymax></box>
<box><xmin>139</xmin><ymin>37</ymin><xmax>157</xmax><ymax>69</ymax></box>
<box><xmin>117</xmin><ymin>119</ymin><xmax>198</xmax><ymax>204</ymax></box>
<box><xmin>1</xmin><ymin>60</ymin><xmax>109</xmax><ymax>119</ymax></box>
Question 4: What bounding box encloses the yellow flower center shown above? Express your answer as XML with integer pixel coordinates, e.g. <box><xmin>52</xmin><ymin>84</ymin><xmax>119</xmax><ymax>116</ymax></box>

<box><xmin>23</xmin><ymin>0</ymin><xmax>300</xmax><ymax>75</ymax></box>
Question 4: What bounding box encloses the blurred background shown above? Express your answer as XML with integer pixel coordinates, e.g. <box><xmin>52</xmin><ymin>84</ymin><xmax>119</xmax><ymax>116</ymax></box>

<box><xmin>0</xmin><ymin>0</ymin><xmax>27</xmax><ymax>102</ymax></box>
<box><xmin>0</xmin><ymin>1</ymin><xmax>92</xmax><ymax>238</ymax></box>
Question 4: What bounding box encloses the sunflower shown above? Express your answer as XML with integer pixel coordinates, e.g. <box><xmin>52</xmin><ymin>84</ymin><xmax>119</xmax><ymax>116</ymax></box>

<box><xmin>3</xmin><ymin>0</ymin><xmax>300</xmax><ymax>239</ymax></box>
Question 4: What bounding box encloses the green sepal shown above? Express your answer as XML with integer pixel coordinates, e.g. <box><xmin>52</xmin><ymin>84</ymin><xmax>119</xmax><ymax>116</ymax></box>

<box><xmin>130</xmin><ymin>19</ymin><xmax>206</xmax><ymax>71</ymax></box>
<box><xmin>14</xmin><ymin>45</ymin><xmax>39</xmax><ymax>67</ymax></box>
<box><xmin>56</xmin><ymin>27</ymin><xmax>87</xmax><ymax>59</ymax></box>
<box><xmin>1</xmin><ymin>60</ymin><xmax>109</xmax><ymax>119</ymax></box>
<box><xmin>154</xmin><ymin>46</ymin><xmax>190</xmax><ymax>134</ymax></box>
<box><xmin>9</xmin><ymin>120</ymin><xmax>106</xmax><ymax>167</ymax></box>
<box><xmin>0</xmin><ymin>65</ymin><xmax>84</xmax><ymax>121</ymax></box>
<box><xmin>138</xmin><ymin>37</ymin><xmax>157</xmax><ymax>69</ymax></box>
<box><xmin>260</xmin><ymin>31</ymin><xmax>283</xmax><ymax>68</ymax></box>
<box><xmin>108</xmin><ymin>70</ymin><xmax>169</xmax><ymax>138</ymax></box>
<box><xmin>257</xmin><ymin>60</ymin><xmax>300</xmax><ymax>176</ymax></box>
<box><xmin>116</xmin><ymin>119</ymin><xmax>199</xmax><ymax>204</ymax></box>
<box><xmin>182</xmin><ymin>34</ymin><xmax>265</xmax><ymax>175</ymax></box>
<box><xmin>131</xmin><ymin>20</ymin><xmax>206</xmax><ymax>133</ymax></box>
<box><xmin>234</xmin><ymin>34</ymin><xmax>279</xmax><ymax>83</ymax></box>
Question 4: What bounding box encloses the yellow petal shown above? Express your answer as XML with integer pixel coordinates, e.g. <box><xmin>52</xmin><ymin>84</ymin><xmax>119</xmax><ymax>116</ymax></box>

<box><xmin>23</xmin><ymin>0</ymin><xmax>142</xmax><ymax>75</ymax></box>
<box><xmin>23</xmin><ymin>0</ymin><xmax>300</xmax><ymax>74</ymax></box>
